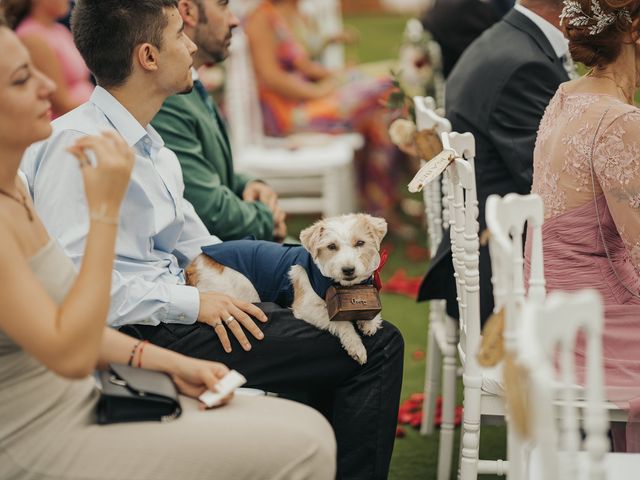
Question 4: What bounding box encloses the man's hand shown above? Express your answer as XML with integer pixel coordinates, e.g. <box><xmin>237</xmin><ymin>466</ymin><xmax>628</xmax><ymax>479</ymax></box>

<box><xmin>243</xmin><ymin>181</ymin><xmax>278</xmax><ymax>211</ymax></box>
<box><xmin>197</xmin><ymin>292</ymin><xmax>268</xmax><ymax>353</ymax></box>
<box><xmin>243</xmin><ymin>181</ymin><xmax>287</xmax><ymax>241</ymax></box>
<box><xmin>273</xmin><ymin>218</ymin><xmax>287</xmax><ymax>243</ymax></box>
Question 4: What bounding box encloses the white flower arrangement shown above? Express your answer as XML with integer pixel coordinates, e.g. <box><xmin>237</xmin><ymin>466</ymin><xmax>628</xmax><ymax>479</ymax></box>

<box><xmin>388</xmin><ymin>118</ymin><xmax>417</xmax><ymax>147</ymax></box>
<box><xmin>560</xmin><ymin>0</ymin><xmax>632</xmax><ymax>36</ymax></box>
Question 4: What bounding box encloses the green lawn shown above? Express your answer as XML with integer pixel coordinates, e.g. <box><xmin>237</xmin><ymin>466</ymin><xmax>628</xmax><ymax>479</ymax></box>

<box><xmin>288</xmin><ymin>13</ymin><xmax>509</xmax><ymax>479</ymax></box>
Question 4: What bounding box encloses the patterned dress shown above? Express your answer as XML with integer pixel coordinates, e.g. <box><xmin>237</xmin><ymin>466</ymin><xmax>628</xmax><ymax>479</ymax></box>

<box><xmin>526</xmin><ymin>83</ymin><xmax>640</xmax><ymax>451</ymax></box>
<box><xmin>247</xmin><ymin>1</ymin><xmax>399</xmax><ymax>214</ymax></box>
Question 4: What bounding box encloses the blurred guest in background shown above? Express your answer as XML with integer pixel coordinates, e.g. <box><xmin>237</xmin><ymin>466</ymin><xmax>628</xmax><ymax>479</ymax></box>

<box><xmin>152</xmin><ymin>0</ymin><xmax>286</xmax><ymax>242</ymax></box>
<box><xmin>3</xmin><ymin>0</ymin><xmax>93</xmax><ymax>117</ymax></box>
<box><xmin>245</xmin><ymin>0</ymin><xmax>401</xmax><ymax>221</ymax></box>
<box><xmin>421</xmin><ymin>0</ymin><xmax>515</xmax><ymax>77</ymax></box>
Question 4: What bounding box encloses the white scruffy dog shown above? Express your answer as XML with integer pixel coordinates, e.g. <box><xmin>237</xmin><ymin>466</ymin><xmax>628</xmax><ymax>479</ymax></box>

<box><xmin>186</xmin><ymin>213</ymin><xmax>387</xmax><ymax>364</ymax></box>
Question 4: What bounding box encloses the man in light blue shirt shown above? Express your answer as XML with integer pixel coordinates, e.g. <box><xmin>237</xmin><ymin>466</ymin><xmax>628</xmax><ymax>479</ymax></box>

<box><xmin>23</xmin><ymin>1</ymin><xmax>404</xmax><ymax>477</ymax></box>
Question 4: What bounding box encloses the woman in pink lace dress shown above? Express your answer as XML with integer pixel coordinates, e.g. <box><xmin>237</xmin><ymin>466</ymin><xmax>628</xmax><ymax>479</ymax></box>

<box><xmin>526</xmin><ymin>0</ymin><xmax>640</xmax><ymax>450</ymax></box>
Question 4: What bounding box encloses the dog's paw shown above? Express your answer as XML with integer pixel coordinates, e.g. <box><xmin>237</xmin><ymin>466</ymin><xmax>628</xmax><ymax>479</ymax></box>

<box><xmin>348</xmin><ymin>343</ymin><xmax>368</xmax><ymax>365</ymax></box>
<box><xmin>358</xmin><ymin>314</ymin><xmax>383</xmax><ymax>336</ymax></box>
<box><xmin>358</xmin><ymin>320</ymin><xmax>379</xmax><ymax>336</ymax></box>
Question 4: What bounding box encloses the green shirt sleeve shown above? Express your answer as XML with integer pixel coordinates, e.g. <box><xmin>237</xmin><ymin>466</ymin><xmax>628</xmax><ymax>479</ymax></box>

<box><xmin>152</xmin><ymin>96</ymin><xmax>274</xmax><ymax>241</ymax></box>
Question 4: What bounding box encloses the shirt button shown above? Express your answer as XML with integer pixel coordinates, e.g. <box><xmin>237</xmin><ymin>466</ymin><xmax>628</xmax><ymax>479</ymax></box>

<box><xmin>179</xmin><ymin>314</ymin><xmax>186</xmax><ymax>321</ymax></box>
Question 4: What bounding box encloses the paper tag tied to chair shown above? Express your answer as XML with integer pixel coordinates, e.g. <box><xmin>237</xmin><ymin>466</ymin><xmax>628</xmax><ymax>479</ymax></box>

<box><xmin>408</xmin><ymin>148</ymin><xmax>455</xmax><ymax>193</ymax></box>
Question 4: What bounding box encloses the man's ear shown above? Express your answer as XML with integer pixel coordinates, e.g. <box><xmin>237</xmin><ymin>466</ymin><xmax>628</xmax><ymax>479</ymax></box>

<box><xmin>178</xmin><ymin>0</ymin><xmax>199</xmax><ymax>28</ymax></box>
<box><xmin>300</xmin><ymin>220</ymin><xmax>325</xmax><ymax>258</ymax></box>
<box><xmin>136</xmin><ymin>43</ymin><xmax>160</xmax><ymax>73</ymax></box>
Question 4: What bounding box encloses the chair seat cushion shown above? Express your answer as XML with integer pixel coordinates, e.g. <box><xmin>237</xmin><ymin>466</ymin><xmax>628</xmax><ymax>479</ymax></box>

<box><xmin>529</xmin><ymin>447</ymin><xmax>640</xmax><ymax>479</ymax></box>
<box><xmin>481</xmin><ymin>363</ymin><xmax>504</xmax><ymax>396</ymax></box>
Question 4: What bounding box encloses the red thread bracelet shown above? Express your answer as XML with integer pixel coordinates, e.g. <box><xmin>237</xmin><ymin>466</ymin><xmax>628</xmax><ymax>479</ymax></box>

<box><xmin>136</xmin><ymin>340</ymin><xmax>149</xmax><ymax>368</ymax></box>
<box><xmin>127</xmin><ymin>340</ymin><xmax>142</xmax><ymax>367</ymax></box>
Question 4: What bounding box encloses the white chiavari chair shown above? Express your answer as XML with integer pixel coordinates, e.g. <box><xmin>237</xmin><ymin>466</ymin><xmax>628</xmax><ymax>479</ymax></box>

<box><xmin>484</xmin><ymin>193</ymin><xmax>546</xmax><ymax>479</ymax></box>
<box><xmin>412</xmin><ymin>98</ymin><xmax>460</xmax><ymax>480</ymax></box>
<box><xmin>513</xmin><ymin>290</ymin><xmax>640</xmax><ymax>480</ymax></box>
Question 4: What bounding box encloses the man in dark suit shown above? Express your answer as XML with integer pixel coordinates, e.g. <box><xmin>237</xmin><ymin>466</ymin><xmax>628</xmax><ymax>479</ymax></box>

<box><xmin>418</xmin><ymin>0</ymin><xmax>569</xmax><ymax>325</ymax></box>
<box><xmin>421</xmin><ymin>0</ymin><xmax>515</xmax><ymax>77</ymax></box>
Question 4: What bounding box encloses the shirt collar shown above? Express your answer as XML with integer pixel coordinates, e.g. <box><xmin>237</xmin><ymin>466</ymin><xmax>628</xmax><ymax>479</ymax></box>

<box><xmin>514</xmin><ymin>3</ymin><xmax>568</xmax><ymax>58</ymax></box>
<box><xmin>89</xmin><ymin>86</ymin><xmax>164</xmax><ymax>153</ymax></box>
<box><xmin>191</xmin><ymin>67</ymin><xmax>199</xmax><ymax>81</ymax></box>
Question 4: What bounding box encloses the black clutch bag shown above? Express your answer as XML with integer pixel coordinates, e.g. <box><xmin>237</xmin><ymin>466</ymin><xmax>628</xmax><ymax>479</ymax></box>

<box><xmin>96</xmin><ymin>364</ymin><xmax>182</xmax><ymax>424</ymax></box>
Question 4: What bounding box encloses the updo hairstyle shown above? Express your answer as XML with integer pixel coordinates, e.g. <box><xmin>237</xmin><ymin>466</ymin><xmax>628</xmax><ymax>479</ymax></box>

<box><xmin>563</xmin><ymin>0</ymin><xmax>640</xmax><ymax>68</ymax></box>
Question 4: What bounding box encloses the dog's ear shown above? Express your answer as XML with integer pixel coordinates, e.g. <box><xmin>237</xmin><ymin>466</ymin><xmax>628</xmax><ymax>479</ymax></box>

<box><xmin>361</xmin><ymin>214</ymin><xmax>388</xmax><ymax>247</ymax></box>
<box><xmin>300</xmin><ymin>220</ymin><xmax>325</xmax><ymax>258</ymax></box>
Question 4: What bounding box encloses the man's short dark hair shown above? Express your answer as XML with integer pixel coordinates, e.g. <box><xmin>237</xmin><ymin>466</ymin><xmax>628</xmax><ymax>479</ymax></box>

<box><xmin>71</xmin><ymin>0</ymin><xmax>179</xmax><ymax>89</ymax></box>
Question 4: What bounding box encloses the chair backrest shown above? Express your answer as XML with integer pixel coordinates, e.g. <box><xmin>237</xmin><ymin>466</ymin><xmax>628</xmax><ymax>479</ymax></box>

<box><xmin>485</xmin><ymin>193</ymin><xmax>545</xmax><ymax>354</ymax></box>
<box><xmin>224</xmin><ymin>27</ymin><xmax>266</xmax><ymax>155</ymax></box>
<box><xmin>517</xmin><ymin>291</ymin><xmax>609</xmax><ymax>480</ymax></box>
<box><xmin>299</xmin><ymin>0</ymin><xmax>345</xmax><ymax>69</ymax></box>
<box><xmin>413</xmin><ymin>96</ymin><xmax>451</xmax><ymax>256</ymax></box>
<box><xmin>442</xmin><ymin>131</ymin><xmax>479</xmax><ymax>366</ymax></box>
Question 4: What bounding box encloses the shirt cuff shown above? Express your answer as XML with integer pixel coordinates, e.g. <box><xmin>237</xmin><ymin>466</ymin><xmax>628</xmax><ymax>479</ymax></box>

<box><xmin>166</xmin><ymin>284</ymin><xmax>200</xmax><ymax>324</ymax></box>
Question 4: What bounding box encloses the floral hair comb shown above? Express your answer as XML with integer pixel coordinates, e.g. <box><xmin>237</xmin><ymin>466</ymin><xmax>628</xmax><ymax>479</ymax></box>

<box><xmin>560</xmin><ymin>0</ymin><xmax>632</xmax><ymax>35</ymax></box>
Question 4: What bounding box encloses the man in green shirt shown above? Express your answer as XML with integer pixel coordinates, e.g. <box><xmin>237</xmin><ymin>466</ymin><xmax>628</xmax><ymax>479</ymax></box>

<box><xmin>151</xmin><ymin>0</ymin><xmax>286</xmax><ymax>241</ymax></box>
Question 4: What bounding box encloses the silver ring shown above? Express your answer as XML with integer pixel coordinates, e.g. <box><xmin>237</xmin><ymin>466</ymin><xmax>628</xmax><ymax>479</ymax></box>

<box><xmin>212</xmin><ymin>321</ymin><xmax>223</xmax><ymax>329</ymax></box>
<box><xmin>224</xmin><ymin>315</ymin><xmax>236</xmax><ymax>325</ymax></box>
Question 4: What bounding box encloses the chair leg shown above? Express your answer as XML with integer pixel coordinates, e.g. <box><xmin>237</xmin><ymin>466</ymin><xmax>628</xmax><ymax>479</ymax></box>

<box><xmin>340</xmin><ymin>162</ymin><xmax>357</xmax><ymax>214</ymax></box>
<box><xmin>323</xmin><ymin>170</ymin><xmax>343</xmax><ymax>217</ymax></box>
<box><xmin>459</xmin><ymin>375</ymin><xmax>482</xmax><ymax>480</ymax></box>
<box><xmin>437</xmin><ymin>315</ymin><xmax>459</xmax><ymax>480</ymax></box>
<box><xmin>437</xmin><ymin>351</ymin><xmax>457</xmax><ymax>480</ymax></box>
<box><xmin>421</xmin><ymin>306</ymin><xmax>442</xmax><ymax>435</ymax></box>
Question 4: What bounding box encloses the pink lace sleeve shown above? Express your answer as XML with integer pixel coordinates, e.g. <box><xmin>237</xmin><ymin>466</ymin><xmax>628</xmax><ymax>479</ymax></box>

<box><xmin>593</xmin><ymin>109</ymin><xmax>640</xmax><ymax>272</ymax></box>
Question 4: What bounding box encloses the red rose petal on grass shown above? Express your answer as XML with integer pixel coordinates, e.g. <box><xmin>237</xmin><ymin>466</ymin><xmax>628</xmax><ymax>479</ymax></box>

<box><xmin>410</xmin><ymin>412</ymin><xmax>423</xmax><ymax>428</ymax></box>
<box><xmin>382</xmin><ymin>269</ymin><xmax>423</xmax><ymax>298</ymax></box>
<box><xmin>398</xmin><ymin>410</ymin><xmax>413</xmax><ymax>424</ymax></box>
<box><xmin>409</xmin><ymin>392</ymin><xmax>424</xmax><ymax>403</ymax></box>
<box><xmin>412</xmin><ymin>350</ymin><xmax>426</xmax><ymax>361</ymax></box>
<box><xmin>395</xmin><ymin>426</ymin><xmax>406</xmax><ymax>438</ymax></box>
<box><xmin>455</xmin><ymin>406</ymin><xmax>464</xmax><ymax>426</ymax></box>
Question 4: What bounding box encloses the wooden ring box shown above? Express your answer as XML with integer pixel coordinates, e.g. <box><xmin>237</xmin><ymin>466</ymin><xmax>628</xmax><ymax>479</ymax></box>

<box><xmin>325</xmin><ymin>284</ymin><xmax>382</xmax><ymax>322</ymax></box>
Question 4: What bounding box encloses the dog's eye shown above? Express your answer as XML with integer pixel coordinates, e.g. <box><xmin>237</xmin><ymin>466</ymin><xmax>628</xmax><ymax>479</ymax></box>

<box><xmin>327</xmin><ymin>243</ymin><xmax>338</xmax><ymax>251</ymax></box>
<box><xmin>355</xmin><ymin>240</ymin><xmax>365</xmax><ymax>247</ymax></box>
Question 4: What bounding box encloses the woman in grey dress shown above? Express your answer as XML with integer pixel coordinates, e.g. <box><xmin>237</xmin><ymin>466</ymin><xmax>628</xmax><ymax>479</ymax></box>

<box><xmin>0</xmin><ymin>18</ymin><xmax>335</xmax><ymax>480</ymax></box>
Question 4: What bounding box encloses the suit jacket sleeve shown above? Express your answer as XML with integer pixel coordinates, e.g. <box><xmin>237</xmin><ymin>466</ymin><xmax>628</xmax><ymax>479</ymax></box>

<box><xmin>488</xmin><ymin>60</ymin><xmax>561</xmax><ymax>194</ymax></box>
<box><xmin>152</xmin><ymin>99</ymin><xmax>275</xmax><ymax>241</ymax></box>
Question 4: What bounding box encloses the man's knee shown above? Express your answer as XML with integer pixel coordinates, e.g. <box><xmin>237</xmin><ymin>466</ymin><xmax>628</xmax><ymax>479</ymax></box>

<box><xmin>373</xmin><ymin>320</ymin><xmax>405</xmax><ymax>361</ymax></box>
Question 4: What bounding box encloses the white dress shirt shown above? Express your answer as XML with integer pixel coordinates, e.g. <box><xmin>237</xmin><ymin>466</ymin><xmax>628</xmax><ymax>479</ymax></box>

<box><xmin>22</xmin><ymin>86</ymin><xmax>222</xmax><ymax>327</ymax></box>
<box><xmin>514</xmin><ymin>3</ymin><xmax>569</xmax><ymax>59</ymax></box>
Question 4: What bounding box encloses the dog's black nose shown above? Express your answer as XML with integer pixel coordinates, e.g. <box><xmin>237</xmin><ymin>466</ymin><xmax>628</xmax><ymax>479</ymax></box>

<box><xmin>342</xmin><ymin>266</ymin><xmax>355</xmax><ymax>277</ymax></box>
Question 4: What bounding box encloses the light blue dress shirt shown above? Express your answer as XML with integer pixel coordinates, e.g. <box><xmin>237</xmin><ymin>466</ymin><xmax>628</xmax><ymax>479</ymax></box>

<box><xmin>21</xmin><ymin>86</ymin><xmax>222</xmax><ymax>327</ymax></box>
